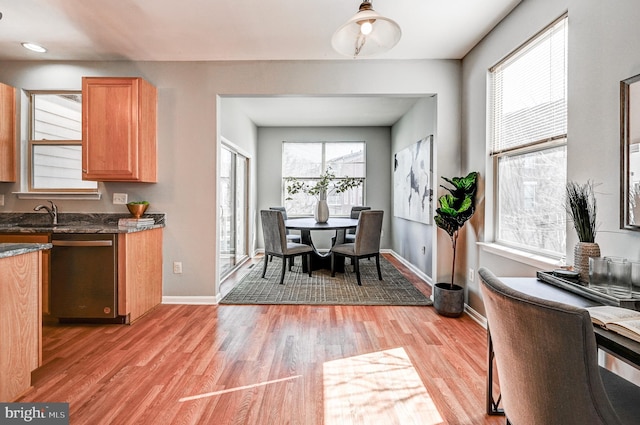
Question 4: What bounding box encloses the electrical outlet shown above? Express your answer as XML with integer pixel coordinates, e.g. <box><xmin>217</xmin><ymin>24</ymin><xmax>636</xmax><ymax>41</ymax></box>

<box><xmin>113</xmin><ymin>193</ymin><xmax>128</xmax><ymax>205</ymax></box>
<box><xmin>173</xmin><ymin>261</ymin><xmax>183</xmax><ymax>274</ymax></box>
<box><xmin>468</xmin><ymin>268</ymin><xmax>475</xmax><ymax>282</ymax></box>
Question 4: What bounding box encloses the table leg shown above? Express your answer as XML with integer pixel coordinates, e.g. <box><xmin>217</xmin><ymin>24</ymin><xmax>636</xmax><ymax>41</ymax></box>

<box><xmin>299</xmin><ymin>229</ymin><xmax>346</xmax><ymax>272</ymax></box>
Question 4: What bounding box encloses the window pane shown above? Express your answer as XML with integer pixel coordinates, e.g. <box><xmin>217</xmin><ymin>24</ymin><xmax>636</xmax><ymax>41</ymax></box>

<box><xmin>326</xmin><ymin>142</ymin><xmax>365</xmax><ymax>177</ymax></box>
<box><xmin>282</xmin><ymin>143</ymin><xmax>322</xmax><ymax>177</ymax></box>
<box><xmin>30</xmin><ymin>92</ymin><xmax>96</xmax><ymax>191</ymax></box>
<box><xmin>497</xmin><ymin>145</ymin><xmax>567</xmax><ymax>255</ymax></box>
<box><xmin>491</xmin><ymin>16</ymin><xmax>567</xmax><ymax>152</ymax></box>
<box><xmin>32</xmin><ymin>145</ymin><xmax>97</xmax><ymax>190</ymax></box>
<box><xmin>33</xmin><ymin>94</ymin><xmax>82</xmax><ymax>140</ymax></box>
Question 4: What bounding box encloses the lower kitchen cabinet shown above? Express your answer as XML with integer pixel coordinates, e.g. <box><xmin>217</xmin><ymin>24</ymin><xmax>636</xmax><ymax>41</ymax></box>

<box><xmin>118</xmin><ymin>227</ymin><xmax>163</xmax><ymax>323</ymax></box>
<box><xmin>0</xmin><ymin>233</ymin><xmax>50</xmax><ymax>315</ymax></box>
<box><xmin>1</xmin><ymin>227</ymin><xmax>162</xmax><ymax>325</ymax></box>
<box><xmin>0</xmin><ymin>250</ymin><xmax>43</xmax><ymax>401</ymax></box>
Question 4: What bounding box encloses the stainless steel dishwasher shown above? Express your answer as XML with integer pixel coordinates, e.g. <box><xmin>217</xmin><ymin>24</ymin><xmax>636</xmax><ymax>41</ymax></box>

<box><xmin>50</xmin><ymin>233</ymin><xmax>121</xmax><ymax>323</ymax></box>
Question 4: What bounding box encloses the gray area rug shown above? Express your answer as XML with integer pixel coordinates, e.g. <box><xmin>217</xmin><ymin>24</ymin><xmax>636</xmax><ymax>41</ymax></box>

<box><xmin>220</xmin><ymin>256</ymin><xmax>432</xmax><ymax>306</ymax></box>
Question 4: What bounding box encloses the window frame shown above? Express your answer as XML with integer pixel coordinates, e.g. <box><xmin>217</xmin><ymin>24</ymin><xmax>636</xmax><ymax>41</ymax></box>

<box><xmin>282</xmin><ymin>141</ymin><xmax>366</xmax><ymax>217</ymax></box>
<box><xmin>489</xmin><ymin>14</ymin><xmax>568</xmax><ymax>258</ymax></box>
<box><xmin>26</xmin><ymin>90</ymin><xmax>97</xmax><ymax>193</ymax></box>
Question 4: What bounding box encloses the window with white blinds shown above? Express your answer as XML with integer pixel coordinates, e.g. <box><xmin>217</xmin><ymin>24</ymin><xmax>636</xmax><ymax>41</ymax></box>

<box><xmin>490</xmin><ymin>14</ymin><xmax>568</xmax><ymax>154</ymax></box>
<box><xmin>489</xmin><ymin>14</ymin><xmax>568</xmax><ymax>257</ymax></box>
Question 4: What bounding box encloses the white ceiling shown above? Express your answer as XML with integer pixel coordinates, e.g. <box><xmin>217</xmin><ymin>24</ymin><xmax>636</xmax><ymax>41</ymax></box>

<box><xmin>0</xmin><ymin>0</ymin><xmax>521</xmax><ymax>126</ymax></box>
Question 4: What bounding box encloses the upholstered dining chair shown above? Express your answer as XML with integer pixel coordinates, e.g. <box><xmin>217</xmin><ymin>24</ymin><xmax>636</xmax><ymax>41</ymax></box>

<box><xmin>345</xmin><ymin>206</ymin><xmax>371</xmax><ymax>243</ymax></box>
<box><xmin>330</xmin><ymin>210</ymin><xmax>383</xmax><ymax>286</ymax></box>
<box><xmin>261</xmin><ymin>210</ymin><xmax>313</xmax><ymax>285</ymax></box>
<box><xmin>268</xmin><ymin>206</ymin><xmax>300</xmax><ymax>264</ymax></box>
<box><xmin>478</xmin><ymin>267</ymin><xmax>640</xmax><ymax>425</ymax></box>
<box><xmin>269</xmin><ymin>206</ymin><xmax>300</xmax><ymax>243</ymax></box>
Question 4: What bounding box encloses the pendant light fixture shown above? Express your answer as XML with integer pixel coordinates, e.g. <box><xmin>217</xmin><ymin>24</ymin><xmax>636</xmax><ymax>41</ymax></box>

<box><xmin>331</xmin><ymin>1</ymin><xmax>401</xmax><ymax>58</ymax></box>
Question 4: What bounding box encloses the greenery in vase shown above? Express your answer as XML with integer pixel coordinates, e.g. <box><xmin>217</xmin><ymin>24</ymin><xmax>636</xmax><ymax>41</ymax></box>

<box><xmin>434</xmin><ymin>172</ymin><xmax>478</xmax><ymax>289</ymax></box>
<box><xmin>127</xmin><ymin>201</ymin><xmax>149</xmax><ymax>205</ymax></box>
<box><xmin>565</xmin><ymin>180</ymin><xmax>597</xmax><ymax>243</ymax></box>
<box><xmin>285</xmin><ymin>168</ymin><xmax>363</xmax><ymax>200</ymax></box>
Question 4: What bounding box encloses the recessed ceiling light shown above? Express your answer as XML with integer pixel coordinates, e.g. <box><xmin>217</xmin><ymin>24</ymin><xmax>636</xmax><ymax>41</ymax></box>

<box><xmin>21</xmin><ymin>42</ymin><xmax>47</xmax><ymax>53</ymax></box>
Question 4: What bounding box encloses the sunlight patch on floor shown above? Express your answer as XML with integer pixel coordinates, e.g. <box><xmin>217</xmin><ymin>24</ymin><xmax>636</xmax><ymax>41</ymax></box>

<box><xmin>178</xmin><ymin>375</ymin><xmax>302</xmax><ymax>402</ymax></box>
<box><xmin>323</xmin><ymin>347</ymin><xmax>443</xmax><ymax>425</ymax></box>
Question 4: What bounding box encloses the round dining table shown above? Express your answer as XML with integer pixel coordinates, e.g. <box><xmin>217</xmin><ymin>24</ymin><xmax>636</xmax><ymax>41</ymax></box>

<box><xmin>284</xmin><ymin>217</ymin><xmax>358</xmax><ymax>272</ymax></box>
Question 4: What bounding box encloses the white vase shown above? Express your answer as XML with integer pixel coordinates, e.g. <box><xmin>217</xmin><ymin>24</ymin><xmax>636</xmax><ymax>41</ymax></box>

<box><xmin>315</xmin><ymin>192</ymin><xmax>329</xmax><ymax>223</ymax></box>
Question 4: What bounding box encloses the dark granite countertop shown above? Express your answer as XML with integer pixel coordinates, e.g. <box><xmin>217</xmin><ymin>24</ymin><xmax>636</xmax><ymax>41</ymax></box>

<box><xmin>0</xmin><ymin>243</ymin><xmax>53</xmax><ymax>259</ymax></box>
<box><xmin>0</xmin><ymin>213</ymin><xmax>166</xmax><ymax>234</ymax></box>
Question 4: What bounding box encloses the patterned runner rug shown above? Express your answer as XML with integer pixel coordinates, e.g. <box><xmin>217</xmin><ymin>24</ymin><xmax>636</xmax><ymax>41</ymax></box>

<box><xmin>220</xmin><ymin>256</ymin><xmax>432</xmax><ymax>306</ymax></box>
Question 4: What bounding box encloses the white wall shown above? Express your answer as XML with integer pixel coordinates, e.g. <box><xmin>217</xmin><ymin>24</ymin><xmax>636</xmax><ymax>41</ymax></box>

<box><xmin>0</xmin><ymin>59</ymin><xmax>461</xmax><ymax>301</ymax></box>
<box><xmin>462</xmin><ymin>0</ymin><xmax>640</xmax><ymax>314</ymax></box>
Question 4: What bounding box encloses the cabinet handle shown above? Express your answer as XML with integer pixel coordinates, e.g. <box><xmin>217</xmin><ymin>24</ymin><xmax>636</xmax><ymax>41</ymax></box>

<box><xmin>53</xmin><ymin>240</ymin><xmax>113</xmax><ymax>247</ymax></box>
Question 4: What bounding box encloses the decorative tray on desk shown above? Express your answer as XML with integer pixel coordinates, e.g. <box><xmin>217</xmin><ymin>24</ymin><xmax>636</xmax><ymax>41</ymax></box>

<box><xmin>536</xmin><ymin>271</ymin><xmax>640</xmax><ymax>311</ymax></box>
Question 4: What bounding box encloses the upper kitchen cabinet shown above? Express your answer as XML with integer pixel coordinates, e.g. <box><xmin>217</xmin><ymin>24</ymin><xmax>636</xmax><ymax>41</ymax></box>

<box><xmin>0</xmin><ymin>82</ymin><xmax>16</xmax><ymax>182</ymax></box>
<box><xmin>82</xmin><ymin>77</ymin><xmax>157</xmax><ymax>182</ymax></box>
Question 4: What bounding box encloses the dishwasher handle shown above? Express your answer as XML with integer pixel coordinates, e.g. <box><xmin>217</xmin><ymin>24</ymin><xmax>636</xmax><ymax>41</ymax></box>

<box><xmin>53</xmin><ymin>240</ymin><xmax>113</xmax><ymax>247</ymax></box>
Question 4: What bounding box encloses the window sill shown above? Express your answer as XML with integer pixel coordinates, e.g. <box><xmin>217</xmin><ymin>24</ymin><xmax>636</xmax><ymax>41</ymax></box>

<box><xmin>477</xmin><ymin>242</ymin><xmax>563</xmax><ymax>270</ymax></box>
<box><xmin>14</xmin><ymin>192</ymin><xmax>102</xmax><ymax>201</ymax></box>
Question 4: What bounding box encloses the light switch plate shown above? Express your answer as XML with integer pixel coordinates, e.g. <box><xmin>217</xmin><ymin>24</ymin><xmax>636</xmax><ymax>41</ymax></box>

<box><xmin>113</xmin><ymin>193</ymin><xmax>128</xmax><ymax>204</ymax></box>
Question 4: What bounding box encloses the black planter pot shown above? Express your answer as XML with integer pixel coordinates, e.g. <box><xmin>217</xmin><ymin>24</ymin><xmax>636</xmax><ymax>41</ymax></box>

<box><xmin>433</xmin><ymin>282</ymin><xmax>464</xmax><ymax>318</ymax></box>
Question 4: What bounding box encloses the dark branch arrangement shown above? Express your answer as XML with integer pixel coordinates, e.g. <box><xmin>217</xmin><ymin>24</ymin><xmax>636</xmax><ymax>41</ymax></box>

<box><xmin>565</xmin><ymin>180</ymin><xmax>597</xmax><ymax>243</ymax></box>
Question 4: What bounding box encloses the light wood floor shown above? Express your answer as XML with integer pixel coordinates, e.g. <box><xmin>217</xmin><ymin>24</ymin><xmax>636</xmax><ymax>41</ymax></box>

<box><xmin>19</xmin><ymin>254</ymin><xmax>504</xmax><ymax>425</ymax></box>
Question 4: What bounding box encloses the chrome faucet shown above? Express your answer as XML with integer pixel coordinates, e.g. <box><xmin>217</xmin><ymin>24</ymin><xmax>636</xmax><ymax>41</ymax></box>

<box><xmin>34</xmin><ymin>200</ymin><xmax>58</xmax><ymax>225</ymax></box>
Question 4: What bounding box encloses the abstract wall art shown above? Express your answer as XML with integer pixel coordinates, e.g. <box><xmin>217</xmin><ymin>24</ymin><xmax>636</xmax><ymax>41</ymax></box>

<box><xmin>393</xmin><ymin>135</ymin><xmax>433</xmax><ymax>224</ymax></box>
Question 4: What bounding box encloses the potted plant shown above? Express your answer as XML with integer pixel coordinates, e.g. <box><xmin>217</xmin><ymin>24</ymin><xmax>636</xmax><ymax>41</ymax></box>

<box><xmin>285</xmin><ymin>168</ymin><xmax>363</xmax><ymax>223</ymax></box>
<box><xmin>433</xmin><ymin>171</ymin><xmax>478</xmax><ymax>317</ymax></box>
<box><xmin>565</xmin><ymin>180</ymin><xmax>599</xmax><ymax>283</ymax></box>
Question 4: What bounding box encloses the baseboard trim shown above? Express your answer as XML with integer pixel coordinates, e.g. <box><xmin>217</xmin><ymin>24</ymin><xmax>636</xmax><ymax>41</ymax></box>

<box><xmin>385</xmin><ymin>250</ymin><xmax>486</xmax><ymax>325</ymax></box>
<box><xmin>464</xmin><ymin>304</ymin><xmax>487</xmax><ymax>328</ymax></box>
<box><xmin>385</xmin><ymin>249</ymin><xmax>433</xmax><ymax>288</ymax></box>
<box><xmin>162</xmin><ymin>296</ymin><xmax>218</xmax><ymax>305</ymax></box>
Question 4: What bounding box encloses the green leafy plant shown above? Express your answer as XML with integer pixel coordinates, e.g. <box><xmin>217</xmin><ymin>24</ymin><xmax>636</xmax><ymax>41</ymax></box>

<box><xmin>285</xmin><ymin>167</ymin><xmax>363</xmax><ymax>200</ymax></box>
<box><xmin>434</xmin><ymin>172</ymin><xmax>478</xmax><ymax>289</ymax></box>
<box><xmin>565</xmin><ymin>180</ymin><xmax>597</xmax><ymax>243</ymax></box>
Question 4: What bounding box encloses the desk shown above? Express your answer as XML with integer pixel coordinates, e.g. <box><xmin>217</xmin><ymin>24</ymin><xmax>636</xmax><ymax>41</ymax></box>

<box><xmin>486</xmin><ymin>277</ymin><xmax>640</xmax><ymax>416</ymax></box>
<box><xmin>285</xmin><ymin>217</ymin><xmax>358</xmax><ymax>271</ymax></box>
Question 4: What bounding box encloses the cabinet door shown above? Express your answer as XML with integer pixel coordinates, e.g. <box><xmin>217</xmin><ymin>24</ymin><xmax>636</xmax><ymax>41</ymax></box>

<box><xmin>0</xmin><ymin>233</ymin><xmax>51</xmax><ymax>315</ymax></box>
<box><xmin>0</xmin><ymin>82</ymin><xmax>16</xmax><ymax>182</ymax></box>
<box><xmin>82</xmin><ymin>77</ymin><xmax>157</xmax><ymax>182</ymax></box>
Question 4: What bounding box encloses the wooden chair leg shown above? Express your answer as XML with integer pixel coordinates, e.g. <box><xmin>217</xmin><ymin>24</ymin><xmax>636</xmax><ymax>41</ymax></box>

<box><xmin>355</xmin><ymin>258</ymin><xmax>362</xmax><ymax>286</ymax></box>
<box><xmin>262</xmin><ymin>255</ymin><xmax>269</xmax><ymax>278</ymax></box>
<box><xmin>279</xmin><ymin>256</ymin><xmax>286</xmax><ymax>284</ymax></box>
<box><xmin>307</xmin><ymin>254</ymin><xmax>312</xmax><ymax>277</ymax></box>
<box><xmin>375</xmin><ymin>254</ymin><xmax>382</xmax><ymax>280</ymax></box>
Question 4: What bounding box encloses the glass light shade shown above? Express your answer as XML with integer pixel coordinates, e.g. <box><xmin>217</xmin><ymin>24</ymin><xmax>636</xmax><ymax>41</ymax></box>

<box><xmin>332</xmin><ymin>5</ymin><xmax>401</xmax><ymax>58</ymax></box>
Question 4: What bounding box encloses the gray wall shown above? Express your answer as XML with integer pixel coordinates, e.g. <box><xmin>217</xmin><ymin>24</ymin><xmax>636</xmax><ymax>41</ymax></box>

<box><xmin>462</xmin><ymin>0</ymin><xmax>640</xmax><ymax>315</ymax></box>
<box><xmin>391</xmin><ymin>96</ymin><xmax>439</xmax><ymax>280</ymax></box>
<box><xmin>0</xmin><ymin>59</ymin><xmax>461</xmax><ymax>301</ymax></box>
<box><xmin>255</xmin><ymin>126</ymin><xmax>392</xmax><ymax>250</ymax></box>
